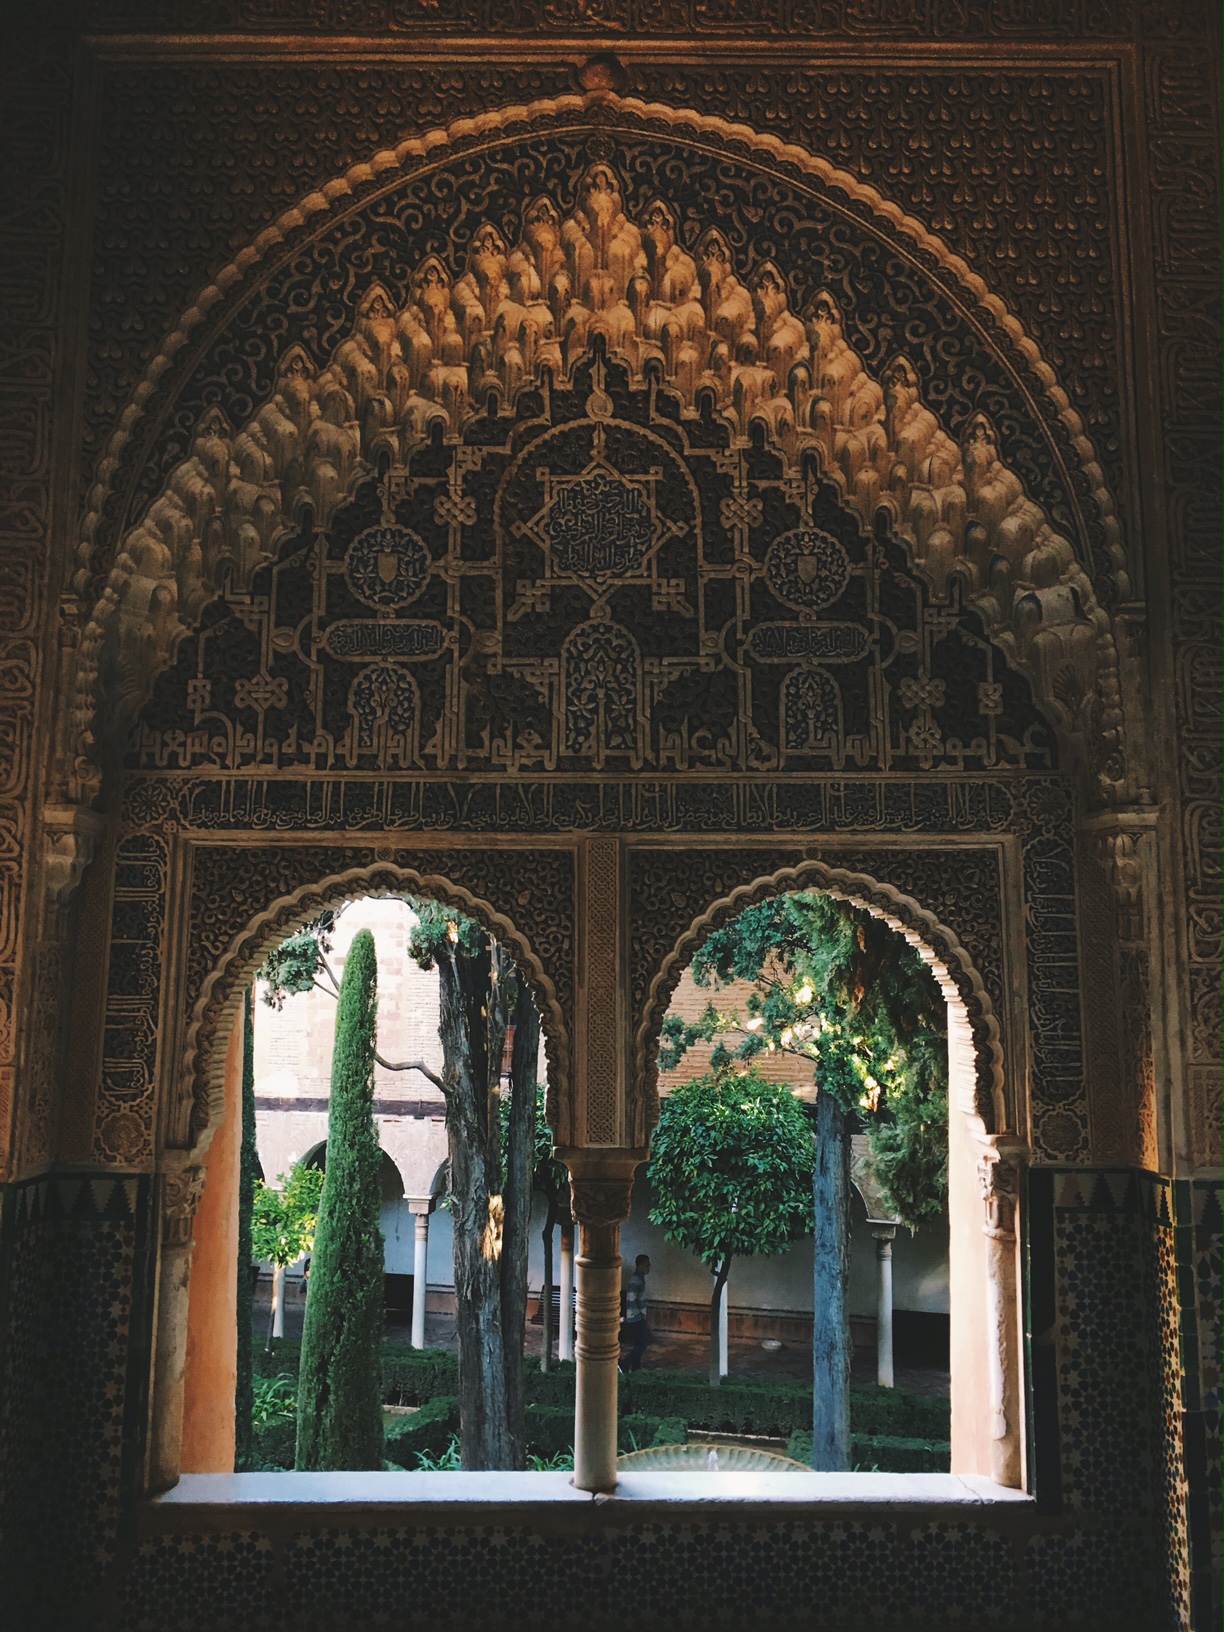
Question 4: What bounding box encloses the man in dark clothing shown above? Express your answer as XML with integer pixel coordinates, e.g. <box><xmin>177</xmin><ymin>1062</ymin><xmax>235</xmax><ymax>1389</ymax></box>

<box><xmin>621</xmin><ymin>1254</ymin><xmax>652</xmax><ymax>1371</ymax></box>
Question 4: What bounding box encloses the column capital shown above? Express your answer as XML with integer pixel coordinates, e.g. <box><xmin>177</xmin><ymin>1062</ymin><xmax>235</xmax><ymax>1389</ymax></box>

<box><xmin>406</xmin><ymin>1196</ymin><xmax>436</xmax><ymax>1216</ymax></box>
<box><xmin>555</xmin><ymin>1145</ymin><xmax>647</xmax><ymax>1227</ymax></box>
<box><xmin>161</xmin><ymin>1158</ymin><xmax>207</xmax><ymax>1249</ymax></box>
<box><xmin>977</xmin><ymin>1136</ymin><xmax>1026</xmax><ymax>1241</ymax></box>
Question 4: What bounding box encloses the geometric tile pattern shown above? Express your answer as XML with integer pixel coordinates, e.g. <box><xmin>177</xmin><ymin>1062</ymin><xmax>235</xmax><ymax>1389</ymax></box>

<box><xmin>0</xmin><ymin>1160</ymin><xmax>1195</xmax><ymax>1631</ymax></box>
<box><xmin>110</xmin><ymin>1511</ymin><xmax>1131</xmax><ymax>1631</ymax></box>
<box><xmin>1030</xmin><ymin>1167</ymin><xmax>1192</xmax><ymax>1627</ymax></box>
<box><xmin>0</xmin><ymin>1174</ymin><xmax>155</xmax><ymax>1626</ymax></box>
<box><xmin>1178</xmin><ymin>1179</ymin><xmax>1223</xmax><ymax>1627</ymax></box>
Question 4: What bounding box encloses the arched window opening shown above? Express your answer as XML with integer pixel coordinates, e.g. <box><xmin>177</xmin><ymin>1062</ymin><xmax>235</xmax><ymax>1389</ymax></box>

<box><xmin>180</xmin><ymin>890</ymin><xmax>557</xmax><ymax>1478</ymax></box>
<box><xmin>631</xmin><ymin>884</ymin><xmax>1014</xmax><ymax>1484</ymax></box>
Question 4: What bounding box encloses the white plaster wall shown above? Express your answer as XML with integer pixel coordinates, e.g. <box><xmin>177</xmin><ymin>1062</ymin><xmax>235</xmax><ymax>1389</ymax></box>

<box><xmin>254</xmin><ymin>1109</ymin><xmax>329</xmax><ymax>1188</ymax></box>
<box><xmin>619</xmin><ymin>1170</ymin><xmax>948</xmax><ymax>1317</ymax></box>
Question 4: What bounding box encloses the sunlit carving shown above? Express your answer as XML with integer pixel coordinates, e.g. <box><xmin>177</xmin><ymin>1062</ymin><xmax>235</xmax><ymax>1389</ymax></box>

<box><xmin>72</xmin><ymin>159</ymin><xmax>1122</xmax><ymax>801</ymax></box>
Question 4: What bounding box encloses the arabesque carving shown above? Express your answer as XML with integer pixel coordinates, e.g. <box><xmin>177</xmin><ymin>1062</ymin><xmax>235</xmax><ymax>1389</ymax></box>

<box><xmin>65</xmin><ymin>98</ymin><xmax>1128</xmax><ymax>808</ymax></box>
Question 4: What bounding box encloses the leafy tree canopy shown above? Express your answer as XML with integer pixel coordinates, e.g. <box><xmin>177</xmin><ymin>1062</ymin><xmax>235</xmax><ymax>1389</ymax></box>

<box><xmin>259</xmin><ymin>912</ymin><xmax>336</xmax><ymax>1009</ymax></box>
<box><xmin>251</xmin><ymin>1162</ymin><xmax>325</xmax><ymax>1268</ymax></box>
<box><xmin>531</xmin><ymin>1082</ymin><xmax>568</xmax><ymax>1206</ymax></box>
<box><xmin>647</xmin><ymin>1064</ymin><xmax>814</xmax><ymax>1270</ymax></box>
<box><xmin>658</xmin><ymin>892</ymin><xmax>948</xmax><ymax>1226</ymax></box>
<box><xmin>405</xmin><ymin>897</ymin><xmax>488</xmax><ymax>969</ymax></box>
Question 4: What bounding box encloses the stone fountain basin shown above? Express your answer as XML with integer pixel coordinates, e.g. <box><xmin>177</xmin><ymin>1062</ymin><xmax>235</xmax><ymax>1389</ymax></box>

<box><xmin>617</xmin><ymin>1442</ymin><xmax>808</xmax><ymax>1472</ymax></box>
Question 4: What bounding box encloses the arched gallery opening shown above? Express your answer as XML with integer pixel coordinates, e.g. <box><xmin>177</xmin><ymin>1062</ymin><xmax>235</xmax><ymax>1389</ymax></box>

<box><xmin>177</xmin><ymin>878</ymin><xmax>1018</xmax><ymax>1486</ymax></box>
<box><xmin>0</xmin><ymin>18</ymin><xmax>1216</xmax><ymax>1631</ymax></box>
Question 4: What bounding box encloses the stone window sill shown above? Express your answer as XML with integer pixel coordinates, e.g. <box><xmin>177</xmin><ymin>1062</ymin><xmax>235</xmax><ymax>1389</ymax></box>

<box><xmin>153</xmin><ymin>1470</ymin><xmax>1033</xmax><ymax>1510</ymax></box>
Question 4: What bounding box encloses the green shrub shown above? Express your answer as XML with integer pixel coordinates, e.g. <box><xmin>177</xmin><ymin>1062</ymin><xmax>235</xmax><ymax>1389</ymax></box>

<box><xmin>786</xmin><ymin>1428</ymin><xmax>950</xmax><ymax>1473</ymax></box>
<box><xmin>650</xmin><ymin>1416</ymin><xmax>687</xmax><ymax>1448</ymax></box>
<box><xmin>251</xmin><ymin>1372</ymin><xmax>296</xmax><ymax>1428</ymax></box>
<box><xmin>254</xmin><ymin>1343</ymin><xmax>949</xmax><ymax>1455</ymax></box>
<box><xmin>253</xmin><ymin>1338</ymin><xmax>302</xmax><ymax>1379</ymax></box>
<box><xmin>846</xmin><ymin>1385</ymin><xmax>949</xmax><ymax>1440</ymax></box>
<box><xmin>619</xmin><ymin>1414</ymin><xmax>687</xmax><ymax>1452</ymax></box>
<box><xmin>523</xmin><ymin>1361</ymin><xmax>577</xmax><ymax>1410</ymax></box>
<box><xmin>250</xmin><ymin>1417</ymin><xmax>297</xmax><ymax>1470</ymax></box>
<box><xmin>524</xmin><ymin>1403</ymin><xmax>575</xmax><ymax>1462</ymax></box>
<box><xmin>621</xmin><ymin>1373</ymin><xmax>949</xmax><ymax>1443</ymax></box>
<box><xmin>384</xmin><ymin>1396</ymin><xmax>461</xmax><ymax>1469</ymax></box>
<box><xmin>621</xmin><ymin>1375</ymin><xmax>808</xmax><ymax>1437</ymax></box>
<box><xmin>381</xmin><ymin>1347</ymin><xmax>460</xmax><ymax>1406</ymax></box>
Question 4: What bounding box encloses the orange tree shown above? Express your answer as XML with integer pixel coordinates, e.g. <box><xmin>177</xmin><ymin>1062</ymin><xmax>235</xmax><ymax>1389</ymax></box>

<box><xmin>647</xmin><ymin>1064</ymin><xmax>813</xmax><ymax>1387</ymax></box>
<box><xmin>658</xmin><ymin>891</ymin><xmax>947</xmax><ymax>1466</ymax></box>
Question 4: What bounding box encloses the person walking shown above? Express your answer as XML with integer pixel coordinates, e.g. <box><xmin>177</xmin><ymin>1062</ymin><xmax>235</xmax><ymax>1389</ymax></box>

<box><xmin>620</xmin><ymin>1254</ymin><xmax>652</xmax><ymax>1371</ymax></box>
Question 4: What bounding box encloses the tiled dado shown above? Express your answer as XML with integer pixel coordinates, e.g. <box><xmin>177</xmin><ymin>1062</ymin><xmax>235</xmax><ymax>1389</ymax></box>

<box><xmin>0</xmin><ymin>1164</ymin><xmax>1207</xmax><ymax>1629</ymax></box>
<box><xmin>1176</xmin><ymin>1180</ymin><xmax>1222</xmax><ymax>1627</ymax></box>
<box><xmin>117</xmin><ymin>1502</ymin><xmax>1156</xmax><ymax>1632</ymax></box>
<box><xmin>1027</xmin><ymin>1167</ymin><xmax>1214</xmax><ymax>1629</ymax></box>
<box><xmin>0</xmin><ymin>1174</ymin><xmax>156</xmax><ymax>1626</ymax></box>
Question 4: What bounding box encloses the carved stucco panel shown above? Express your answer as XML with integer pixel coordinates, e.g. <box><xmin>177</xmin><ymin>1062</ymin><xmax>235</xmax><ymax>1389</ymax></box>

<box><xmin>68</xmin><ymin>97</ymin><xmax>1131</xmax><ymax>811</ymax></box>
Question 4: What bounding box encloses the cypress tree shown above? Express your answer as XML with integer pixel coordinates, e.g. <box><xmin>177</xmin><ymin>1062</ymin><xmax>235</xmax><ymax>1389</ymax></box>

<box><xmin>295</xmin><ymin>929</ymin><xmax>385</xmax><ymax>1470</ymax></box>
<box><xmin>233</xmin><ymin>986</ymin><xmax>258</xmax><ymax>1468</ymax></box>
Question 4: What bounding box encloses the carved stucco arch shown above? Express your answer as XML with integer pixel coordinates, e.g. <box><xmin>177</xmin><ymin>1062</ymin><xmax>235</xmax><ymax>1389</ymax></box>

<box><xmin>633</xmin><ymin>858</ymin><xmax>1008</xmax><ymax>1142</ymax></box>
<box><xmin>181</xmin><ymin>862</ymin><xmax>569</xmax><ymax>1160</ymax></box>
<box><xmin>65</xmin><ymin>92</ymin><xmax>1133</xmax><ymax>807</ymax></box>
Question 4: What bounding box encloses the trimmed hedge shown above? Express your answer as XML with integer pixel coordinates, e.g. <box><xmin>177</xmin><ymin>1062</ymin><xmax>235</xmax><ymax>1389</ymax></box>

<box><xmin>523</xmin><ymin>1362</ymin><xmax>578</xmax><ymax>1410</ymax></box>
<box><xmin>844</xmin><ymin>1385</ymin><xmax>949</xmax><ymax>1441</ymax></box>
<box><xmin>250</xmin><ymin>1418</ymin><xmax>297</xmax><ymax>1470</ymax></box>
<box><xmin>384</xmin><ymin>1396</ymin><xmax>460</xmax><ymax>1469</ymax></box>
<box><xmin>621</xmin><ymin>1414</ymin><xmax>687</xmax><ymax>1452</ymax></box>
<box><xmin>786</xmin><ymin>1428</ymin><xmax>951</xmax><ymax>1473</ymax></box>
<box><xmin>621</xmin><ymin>1374</ymin><xmax>950</xmax><ymax>1442</ymax></box>
<box><xmin>382</xmin><ymin>1348</ymin><xmax>460</xmax><ymax>1406</ymax></box>
<box><xmin>253</xmin><ymin>1341</ymin><xmax>950</xmax><ymax>1449</ymax></box>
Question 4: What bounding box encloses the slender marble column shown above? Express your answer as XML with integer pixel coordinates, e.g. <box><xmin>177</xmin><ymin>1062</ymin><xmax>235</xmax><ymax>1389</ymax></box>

<box><xmin>561</xmin><ymin>1147</ymin><xmax>646</xmax><ymax>1494</ymax></box>
<box><xmin>408</xmin><ymin>1199</ymin><xmax>433</xmax><ymax>1350</ymax></box>
<box><xmin>574</xmin><ymin>1220</ymin><xmax>622</xmax><ymax>1492</ymax></box>
<box><xmin>271</xmin><ymin>1262</ymin><xmax>285</xmax><ymax>1339</ymax></box>
<box><xmin>872</xmin><ymin>1227</ymin><xmax>896</xmax><ymax>1388</ymax></box>
<box><xmin>558</xmin><ymin>1222</ymin><xmax>575</xmax><ymax>1362</ymax></box>
<box><xmin>147</xmin><ymin>1160</ymin><xmax>206</xmax><ymax>1493</ymax></box>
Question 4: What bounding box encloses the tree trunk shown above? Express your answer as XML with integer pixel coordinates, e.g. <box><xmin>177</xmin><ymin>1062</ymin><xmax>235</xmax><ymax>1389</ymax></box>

<box><xmin>500</xmin><ymin>975</ymin><xmax>539</xmax><ymax>1466</ymax></box>
<box><xmin>540</xmin><ymin>1194</ymin><xmax>558</xmax><ymax>1373</ymax></box>
<box><xmin>709</xmin><ymin>1256</ymin><xmax>731</xmax><ymax>1387</ymax></box>
<box><xmin>811</xmin><ymin>1090</ymin><xmax>851</xmax><ymax>1469</ymax></box>
<box><xmin>436</xmin><ymin>938</ymin><xmax>515</xmax><ymax>1470</ymax></box>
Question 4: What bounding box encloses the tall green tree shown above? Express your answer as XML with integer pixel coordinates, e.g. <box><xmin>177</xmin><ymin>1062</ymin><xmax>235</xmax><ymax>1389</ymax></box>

<box><xmin>659</xmin><ymin>890</ymin><xmax>947</xmax><ymax>1464</ymax></box>
<box><xmin>407</xmin><ymin>901</ymin><xmax>541</xmax><ymax>1469</ymax></box>
<box><xmin>234</xmin><ymin>987</ymin><xmax>259</xmax><ymax>1469</ymax></box>
<box><xmin>648</xmin><ymin>1064</ymin><xmax>813</xmax><ymax>1385</ymax></box>
<box><xmin>260</xmin><ymin>899</ymin><xmax>545</xmax><ymax>1468</ymax></box>
<box><xmin>295</xmin><ymin>929</ymin><xmax>385</xmax><ymax>1470</ymax></box>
